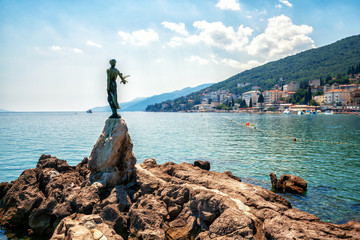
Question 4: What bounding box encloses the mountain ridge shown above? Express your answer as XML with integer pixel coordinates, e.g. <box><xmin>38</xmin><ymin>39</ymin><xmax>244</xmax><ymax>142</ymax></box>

<box><xmin>147</xmin><ymin>34</ymin><xmax>360</xmax><ymax>111</ymax></box>
<box><xmin>91</xmin><ymin>83</ymin><xmax>212</xmax><ymax>112</ymax></box>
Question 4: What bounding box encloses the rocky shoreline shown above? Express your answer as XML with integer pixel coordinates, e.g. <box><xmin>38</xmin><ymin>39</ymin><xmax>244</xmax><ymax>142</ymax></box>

<box><xmin>1</xmin><ymin>155</ymin><xmax>359</xmax><ymax>239</ymax></box>
<box><xmin>1</xmin><ymin>118</ymin><xmax>359</xmax><ymax>239</ymax></box>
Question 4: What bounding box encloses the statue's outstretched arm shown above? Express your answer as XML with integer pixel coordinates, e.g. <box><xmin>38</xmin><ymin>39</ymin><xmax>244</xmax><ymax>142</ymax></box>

<box><xmin>119</xmin><ymin>71</ymin><xmax>129</xmax><ymax>84</ymax></box>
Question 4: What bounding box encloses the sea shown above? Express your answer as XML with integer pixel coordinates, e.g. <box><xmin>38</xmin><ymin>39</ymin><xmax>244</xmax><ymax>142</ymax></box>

<box><xmin>0</xmin><ymin>112</ymin><xmax>359</xmax><ymax>238</ymax></box>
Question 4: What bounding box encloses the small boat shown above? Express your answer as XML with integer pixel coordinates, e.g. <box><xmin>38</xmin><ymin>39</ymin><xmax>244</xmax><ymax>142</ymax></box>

<box><xmin>296</xmin><ymin>110</ymin><xmax>305</xmax><ymax>115</ymax></box>
<box><xmin>324</xmin><ymin>110</ymin><xmax>334</xmax><ymax>115</ymax></box>
<box><xmin>283</xmin><ymin>109</ymin><xmax>291</xmax><ymax>114</ymax></box>
<box><xmin>86</xmin><ymin>109</ymin><xmax>93</xmax><ymax>113</ymax></box>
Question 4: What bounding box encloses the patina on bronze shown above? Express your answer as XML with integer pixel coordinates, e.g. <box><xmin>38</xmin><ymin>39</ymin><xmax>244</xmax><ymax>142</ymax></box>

<box><xmin>107</xmin><ymin>59</ymin><xmax>129</xmax><ymax>118</ymax></box>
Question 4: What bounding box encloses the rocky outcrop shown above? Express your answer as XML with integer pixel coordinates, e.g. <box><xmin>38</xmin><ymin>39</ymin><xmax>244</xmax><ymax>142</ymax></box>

<box><xmin>51</xmin><ymin>213</ymin><xmax>123</xmax><ymax>240</ymax></box>
<box><xmin>88</xmin><ymin>118</ymin><xmax>137</xmax><ymax>188</ymax></box>
<box><xmin>193</xmin><ymin>160</ymin><xmax>210</xmax><ymax>171</ymax></box>
<box><xmin>270</xmin><ymin>173</ymin><xmax>307</xmax><ymax>194</ymax></box>
<box><xmin>0</xmin><ymin>157</ymin><xmax>359</xmax><ymax>239</ymax></box>
<box><xmin>0</xmin><ymin>182</ymin><xmax>11</xmax><ymax>200</ymax></box>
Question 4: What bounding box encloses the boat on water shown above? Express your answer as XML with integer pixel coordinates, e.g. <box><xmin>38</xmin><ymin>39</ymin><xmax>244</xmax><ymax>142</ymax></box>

<box><xmin>307</xmin><ymin>110</ymin><xmax>318</xmax><ymax>115</ymax></box>
<box><xmin>324</xmin><ymin>110</ymin><xmax>334</xmax><ymax>115</ymax></box>
<box><xmin>296</xmin><ymin>110</ymin><xmax>305</xmax><ymax>115</ymax></box>
<box><xmin>283</xmin><ymin>109</ymin><xmax>291</xmax><ymax>114</ymax></box>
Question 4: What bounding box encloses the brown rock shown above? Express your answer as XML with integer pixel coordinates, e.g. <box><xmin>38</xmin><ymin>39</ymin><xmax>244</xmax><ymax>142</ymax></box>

<box><xmin>270</xmin><ymin>173</ymin><xmax>307</xmax><ymax>194</ymax></box>
<box><xmin>223</xmin><ymin>171</ymin><xmax>241</xmax><ymax>182</ymax></box>
<box><xmin>193</xmin><ymin>160</ymin><xmax>210</xmax><ymax>171</ymax></box>
<box><xmin>0</xmin><ymin>155</ymin><xmax>99</xmax><ymax>236</ymax></box>
<box><xmin>0</xmin><ymin>182</ymin><xmax>11</xmax><ymax>200</ymax></box>
<box><xmin>50</xmin><ymin>213</ymin><xmax>123</xmax><ymax>240</ymax></box>
<box><xmin>1</xmin><ymin>153</ymin><xmax>359</xmax><ymax>239</ymax></box>
<box><xmin>88</xmin><ymin>118</ymin><xmax>137</xmax><ymax>188</ymax></box>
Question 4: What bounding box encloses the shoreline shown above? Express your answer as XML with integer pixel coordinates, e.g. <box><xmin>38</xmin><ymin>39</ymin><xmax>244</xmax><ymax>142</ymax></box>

<box><xmin>0</xmin><ymin>156</ymin><xmax>359</xmax><ymax>239</ymax></box>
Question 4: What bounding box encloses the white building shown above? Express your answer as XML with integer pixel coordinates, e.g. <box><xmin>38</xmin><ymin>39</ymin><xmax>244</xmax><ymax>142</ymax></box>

<box><xmin>242</xmin><ymin>90</ymin><xmax>260</xmax><ymax>106</ymax></box>
<box><xmin>264</xmin><ymin>90</ymin><xmax>283</xmax><ymax>104</ymax></box>
<box><xmin>283</xmin><ymin>81</ymin><xmax>300</xmax><ymax>93</ymax></box>
<box><xmin>324</xmin><ymin>89</ymin><xmax>351</xmax><ymax>105</ymax></box>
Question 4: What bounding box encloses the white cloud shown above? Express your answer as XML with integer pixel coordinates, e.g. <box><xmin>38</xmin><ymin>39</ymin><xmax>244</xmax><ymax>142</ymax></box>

<box><xmin>275</xmin><ymin>4</ymin><xmax>282</xmax><ymax>9</ymax></box>
<box><xmin>118</xmin><ymin>29</ymin><xmax>159</xmax><ymax>46</ymax></box>
<box><xmin>185</xmin><ymin>56</ymin><xmax>210</xmax><ymax>65</ymax></box>
<box><xmin>216</xmin><ymin>0</ymin><xmax>240</xmax><ymax>11</ymax></box>
<box><xmin>185</xmin><ymin>54</ymin><xmax>263</xmax><ymax>71</ymax></box>
<box><xmin>71</xmin><ymin>48</ymin><xmax>82</xmax><ymax>53</ymax></box>
<box><xmin>220</xmin><ymin>58</ymin><xmax>263</xmax><ymax>70</ymax></box>
<box><xmin>49</xmin><ymin>45</ymin><xmax>82</xmax><ymax>54</ymax></box>
<box><xmin>247</xmin><ymin>15</ymin><xmax>314</xmax><ymax>59</ymax></box>
<box><xmin>279</xmin><ymin>0</ymin><xmax>293</xmax><ymax>7</ymax></box>
<box><xmin>166</xmin><ymin>21</ymin><xmax>253</xmax><ymax>51</ymax></box>
<box><xmin>161</xmin><ymin>22</ymin><xmax>189</xmax><ymax>36</ymax></box>
<box><xmin>50</xmin><ymin>45</ymin><xmax>62</xmax><ymax>51</ymax></box>
<box><xmin>86</xmin><ymin>40</ymin><xmax>102</xmax><ymax>48</ymax></box>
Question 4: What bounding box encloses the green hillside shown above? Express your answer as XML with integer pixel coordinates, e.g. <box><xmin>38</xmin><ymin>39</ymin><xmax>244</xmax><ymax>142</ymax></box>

<box><xmin>208</xmin><ymin>34</ymin><xmax>360</xmax><ymax>94</ymax></box>
<box><xmin>147</xmin><ymin>34</ymin><xmax>360</xmax><ymax>111</ymax></box>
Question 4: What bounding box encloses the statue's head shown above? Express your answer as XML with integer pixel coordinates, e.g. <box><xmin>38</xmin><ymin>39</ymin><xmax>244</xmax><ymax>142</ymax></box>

<box><xmin>109</xmin><ymin>59</ymin><xmax>116</xmax><ymax>67</ymax></box>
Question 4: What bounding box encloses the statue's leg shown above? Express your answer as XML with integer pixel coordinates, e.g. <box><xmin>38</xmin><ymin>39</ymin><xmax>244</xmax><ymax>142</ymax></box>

<box><xmin>108</xmin><ymin>94</ymin><xmax>120</xmax><ymax>118</ymax></box>
<box><xmin>114</xmin><ymin>92</ymin><xmax>120</xmax><ymax>109</ymax></box>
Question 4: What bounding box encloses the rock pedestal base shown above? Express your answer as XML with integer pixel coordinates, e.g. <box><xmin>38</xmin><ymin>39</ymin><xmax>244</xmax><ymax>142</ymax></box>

<box><xmin>88</xmin><ymin>118</ymin><xmax>136</xmax><ymax>188</ymax></box>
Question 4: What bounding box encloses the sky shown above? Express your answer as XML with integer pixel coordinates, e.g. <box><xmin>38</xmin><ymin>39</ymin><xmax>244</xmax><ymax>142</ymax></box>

<box><xmin>0</xmin><ymin>0</ymin><xmax>359</xmax><ymax>111</ymax></box>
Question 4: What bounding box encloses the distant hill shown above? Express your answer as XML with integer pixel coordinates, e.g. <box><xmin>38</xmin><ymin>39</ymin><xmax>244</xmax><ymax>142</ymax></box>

<box><xmin>91</xmin><ymin>83</ymin><xmax>212</xmax><ymax>112</ymax></box>
<box><xmin>206</xmin><ymin>34</ymin><xmax>360</xmax><ymax>94</ymax></box>
<box><xmin>0</xmin><ymin>109</ymin><xmax>10</xmax><ymax>112</ymax></box>
<box><xmin>91</xmin><ymin>97</ymin><xmax>147</xmax><ymax>112</ymax></box>
<box><xmin>148</xmin><ymin>34</ymin><xmax>360</xmax><ymax>111</ymax></box>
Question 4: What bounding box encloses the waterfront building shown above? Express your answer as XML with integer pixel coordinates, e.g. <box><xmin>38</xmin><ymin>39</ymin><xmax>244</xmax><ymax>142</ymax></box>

<box><xmin>324</xmin><ymin>89</ymin><xmax>351</xmax><ymax>105</ymax></box>
<box><xmin>352</xmin><ymin>89</ymin><xmax>360</xmax><ymax>106</ymax></box>
<box><xmin>242</xmin><ymin>90</ymin><xmax>260</xmax><ymax>106</ymax></box>
<box><xmin>211</xmin><ymin>101</ymin><xmax>220</xmax><ymax>108</ymax></box>
<box><xmin>283</xmin><ymin>81</ymin><xmax>300</xmax><ymax>93</ymax></box>
<box><xmin>339</xmin><ymin>84</ymin><xmax>358</xmax><ymax>92</ymax></box>
<box><xmin>264</xmin><ymin>90</ymin><xmax>283</xmax><ymax>104</ymax></box>
<box><xmin>282</xmin><ymin>91</ymin><xmax>295</xmax><ymax>100</ymax></box>
<box><xmin>313</xmin><ymin>95</ymin><xmax>325</xmax><ymax>105</ymax></box>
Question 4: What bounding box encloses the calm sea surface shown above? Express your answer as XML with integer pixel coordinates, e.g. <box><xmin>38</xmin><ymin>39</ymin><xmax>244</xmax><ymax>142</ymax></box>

<box><xmin>0</xmin><ymin>112</ymin><xmax>359</xmax><ymax>237</ymax></box>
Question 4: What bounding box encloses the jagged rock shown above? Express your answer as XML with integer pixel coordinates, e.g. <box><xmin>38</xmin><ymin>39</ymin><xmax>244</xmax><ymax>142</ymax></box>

<box><xmin>0</xmin><ymin>155</ymin><xmax>94</xmax><ymax>237</ymax></box>
<box><xmin>223</xmin><ymin>171</ymin><xmax>241</xmax><ymax>182</ymax></box>
<box><xmin>50</xmin><ymin>213</ymin><xmax>123</xmax><ymax>240</ymax></box>
<box><xmin>88</xmin><ymin>118</ymin><xmax>137</xmax><ymax>188</ymax></box>
<box><xmin>0</xmin><ymin>182</ymin><xmax>11</xmax><ymax>200</ymax></box>
<box><xmin>1</xmin><ymin>155</ymin><xmax>359</xmax><ymax>239</ymax></box>
<box><xmin>193</xmin><ymin>160</ymin><xmax>210</xmax><ymax>171</ymax></box>
<box><xmin>270</xmin><ymin>173</ymin><xmax>307</xmax><ymax>194</ymax></box>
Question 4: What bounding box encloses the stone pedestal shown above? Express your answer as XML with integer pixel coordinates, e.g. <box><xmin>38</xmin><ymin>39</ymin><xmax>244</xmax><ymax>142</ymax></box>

<box><xmin>88</xmin><ymin>118</ymin><xmax>136</xmax><ymax>188</ymax></box>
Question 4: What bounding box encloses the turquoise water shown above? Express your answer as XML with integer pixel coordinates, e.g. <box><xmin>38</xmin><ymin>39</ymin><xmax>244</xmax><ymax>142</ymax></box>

<box><xmin>0</xmin><ymin>112</ymin><xmax>359</xmax><ymax>233</ymax></box>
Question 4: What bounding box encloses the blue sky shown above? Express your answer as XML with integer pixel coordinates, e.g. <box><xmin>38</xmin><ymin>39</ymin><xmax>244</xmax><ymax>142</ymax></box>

<box><xmin>0</xmin><ymin>0</ymin><xmax>359</xmax><ymax>111</ymax></box>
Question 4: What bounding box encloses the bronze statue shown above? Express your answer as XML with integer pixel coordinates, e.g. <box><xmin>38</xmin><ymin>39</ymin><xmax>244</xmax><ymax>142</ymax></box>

<box><xmin>107</xmin><ymin>59</ymin><xmax>129</xmax><ymax>118</ymax></box>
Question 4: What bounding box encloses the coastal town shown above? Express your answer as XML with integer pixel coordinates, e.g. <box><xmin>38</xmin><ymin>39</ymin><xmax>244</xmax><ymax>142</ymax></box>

<box><xmin>156</xmin><ymin>73</ymin><xmax>360</xmax><ymax>114</ymax></box>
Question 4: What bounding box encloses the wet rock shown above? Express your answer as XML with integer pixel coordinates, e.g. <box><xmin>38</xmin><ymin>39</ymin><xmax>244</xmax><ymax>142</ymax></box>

<box><xmin>270</xmin><ymin>173</ymin><xmax>307</xmax><ymax>194</ymax></box>
<box><xmin>88</xmin><ymin>118</ymin><xmax>137</xmax><ymax>188</ymax></box>
<box><xmin>193</xmin><ymin>160</ymin><xmax>210</xmax><ymax>171</ymax></box>
<box><xmin>50</xmin><ymin>213</ymin><xmax>123</xmax><ymax>240</ymax></box>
